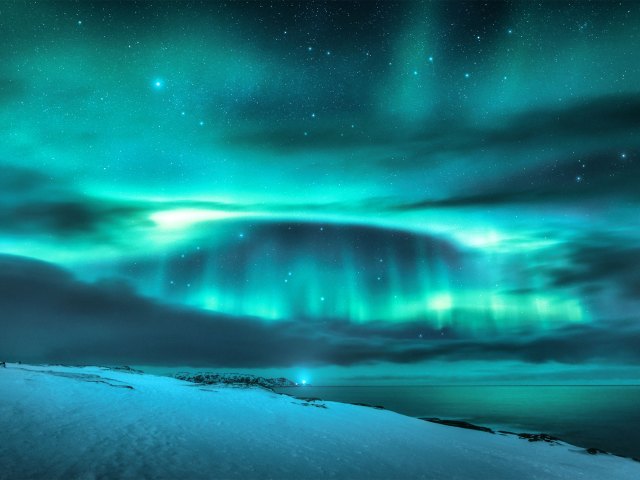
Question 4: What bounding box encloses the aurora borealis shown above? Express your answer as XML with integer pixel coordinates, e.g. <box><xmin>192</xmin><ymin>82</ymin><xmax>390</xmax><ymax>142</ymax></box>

<box><xmin>1</xmin><ymin>1</ymin><xmax>640</xmax><ymax>384</ymax></box>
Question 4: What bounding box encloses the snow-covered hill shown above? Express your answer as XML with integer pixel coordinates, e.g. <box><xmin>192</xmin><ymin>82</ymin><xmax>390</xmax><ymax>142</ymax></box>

<box><xmin>0</xmin><ymin>363</ymin><xmax>637</xmax><ymax>479</ymax></box>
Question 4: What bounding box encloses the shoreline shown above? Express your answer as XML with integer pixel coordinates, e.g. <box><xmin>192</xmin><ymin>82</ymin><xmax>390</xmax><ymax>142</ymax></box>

<box><xmin>2</xmin><ymin>364</ymin><xmax>639</xmax><ymax>479</ymax></box>
<box><xmin>276</xmin><ymin>385</ymin><xmax>640</xmax><ymax>461</ymax></box>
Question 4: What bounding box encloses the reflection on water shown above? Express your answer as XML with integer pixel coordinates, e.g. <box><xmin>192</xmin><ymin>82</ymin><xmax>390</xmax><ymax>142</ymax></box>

<box><xmin>276</xmin><ymin>385</ymin><xmax>640</xmax><ymax>458</ymax></box>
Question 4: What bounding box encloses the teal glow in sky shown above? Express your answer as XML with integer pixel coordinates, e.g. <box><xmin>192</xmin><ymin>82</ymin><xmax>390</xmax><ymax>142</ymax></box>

<box><xmin>1</xmin><ymin>1</ymin><xmax>640</xmax><ymax>384</ymax></box>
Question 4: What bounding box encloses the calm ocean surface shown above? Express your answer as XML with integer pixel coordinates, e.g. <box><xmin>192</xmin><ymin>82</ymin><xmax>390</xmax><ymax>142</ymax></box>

<box><xmin>275</xmin><ymin>385</ymin><xmax>640</xmax><ymax>458</ymax></box>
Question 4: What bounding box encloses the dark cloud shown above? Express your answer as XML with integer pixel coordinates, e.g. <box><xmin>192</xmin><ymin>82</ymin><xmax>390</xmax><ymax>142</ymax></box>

<box><xmin>0</xmin><ymin>201</ymin><xmax>144</xmax><ymax>238</ymax></box>
<box><xmin>391</xmin><ymin>148</ymin><xmax>640</xmax><ymax>210</ymax></box>
<box><xmin>551</xmin><ymin>239</ymin><xmax>640</xmax><ymax>299</ymax></box>
<box><xmin>0</xmin><ymin>165</ymin><xmax>149</xmax><ymax>241</ymax></box>
<box><xmin>383</xmin><ymin>320</ymin><xmax>640</xmax><ymax>365</ymax></box>
<box><xmin>0</xmin><ymin>165</ymin><xmax>54</xmax><ymax>194</ymax></box>
<box><xmin>223</xmin><ymin>94</ymin><xmax>640</xmax><ymax>156</ymax></box>
<box><xmin>0</xmin><ymin>255</ymin><xmax>325</xmax><ymax>367</ymax></box>
<box><xmin>2</xmin><ymin>255</ymin><xmax>639</xmax><ymax>368</ymax></box>
<box><xmin>473</xmin><ymin>94</ymin><xmax>640</xmax><ymax>150</ymax></box>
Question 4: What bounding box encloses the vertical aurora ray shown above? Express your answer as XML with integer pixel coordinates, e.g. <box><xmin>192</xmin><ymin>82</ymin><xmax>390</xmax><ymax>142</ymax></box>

<box><xmin>72</xmin><ymin>220</ymin><xmax>587</xmax><ymax>333</ymax></box>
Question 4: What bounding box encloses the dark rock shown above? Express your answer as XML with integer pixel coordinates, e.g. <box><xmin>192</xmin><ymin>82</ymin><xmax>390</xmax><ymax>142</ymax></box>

<box><xmin>295</xmin><ymin>396</ymin><xmax>323</xmax><ymax>402</ymax></box>
<box><xmin>350</xmin><ymin>402</ymin><xmax>386</xmax><ymax>410</ymax></box>
<box><xmin>517</xmin><ymin>433</ymin><xmax>561</xmax><ymax>444</ymax></box>
<box><xmin>111</xmin><ymin>366</ymin><xmax>144</xmax><ymax>374</ymax></box>
<box><xmin>297</xmin><ymin>401</ymin><xmax>327</xmax><ymax>409</ymax></box>
<box><xmin>0</xmin><ymin>361</ymin><xmax>5</xmax><ymax>368</ymax></box>
<box><xmin>586</xmin><ymin>447</ymin><xmax>608</xmax><ymax>455</ymax></box>
<box><xmin>421</xmin><ymin>418</ymin><xmax>494</xmax><ymax>433</ymax></box>
<box><xmin>175</xmin><ymin>372</ymin><xmax>296</xmax><ymax>390</ymax></box>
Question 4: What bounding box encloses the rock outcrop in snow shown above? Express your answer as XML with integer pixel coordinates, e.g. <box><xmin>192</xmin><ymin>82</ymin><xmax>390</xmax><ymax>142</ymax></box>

<box><xmin>175</xmin><ymin>371</ymin><xmax>296</xmax><ymax>389</ymax></box>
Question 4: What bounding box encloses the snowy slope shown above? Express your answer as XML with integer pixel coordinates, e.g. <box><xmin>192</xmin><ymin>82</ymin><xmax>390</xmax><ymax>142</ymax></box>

<box><xmin>0</xmin><ymin>364</ymin><xmax>638</xmax><ymax>480</ymax></box>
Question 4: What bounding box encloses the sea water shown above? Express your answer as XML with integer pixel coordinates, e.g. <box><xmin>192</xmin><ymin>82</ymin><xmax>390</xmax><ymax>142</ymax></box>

<box><xmin>275</xmin><ymin>385</ymin><xmax>640</xmax><ymax>458</ymax></box>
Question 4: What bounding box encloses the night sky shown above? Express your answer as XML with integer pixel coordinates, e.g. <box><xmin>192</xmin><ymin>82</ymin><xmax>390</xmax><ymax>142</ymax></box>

<box><xmin>1</xmin><ymin>1</ymin><xmax>640</xmax><ymax>384</ymax></box>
